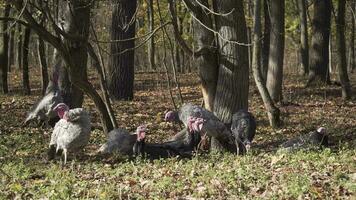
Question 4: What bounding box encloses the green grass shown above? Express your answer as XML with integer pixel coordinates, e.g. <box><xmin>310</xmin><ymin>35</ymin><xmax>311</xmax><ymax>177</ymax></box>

<box><xmin>1</xmin><ymin>72</ymin><xmax>355</xmax><ymax>199</ymax></box>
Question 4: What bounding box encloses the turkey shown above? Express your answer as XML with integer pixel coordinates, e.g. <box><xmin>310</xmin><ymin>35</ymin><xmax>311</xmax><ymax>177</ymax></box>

<box><xmin>133</xmin><ymin>126</ymin><xmax>202</xmax><ymax>159</ymax></box>
<box><xmin>190</xmin><ymin>116</ymin><xmax>246</xmax><ymax>155</ymax></box>
<box><xmin>48</xmin><ymin>103</ymin><xmax>91</xmax><ymax>164</ymax></box>
<box><xmin>280</xmin><ymin>127</ymin><xmax>329</xmax><ymax>151</ymax></box>
<box><xmin>165</xmin><ymin>103</ymin><xmax>220</xmax><ymax>141</ymax></box>
<box><xmin>98</xmin><ymin>125</ymin><xmax>147</xmax><ymax>155</ymax></box>
<box><xmin>231</xmin><ymin>110</ymin><xmax>256</xmax><ymax>153</ymax></box>
<box><xmin>24</xmin><ymin>73</ymin><xmax>62</xmax><ymax>127</ymax></box>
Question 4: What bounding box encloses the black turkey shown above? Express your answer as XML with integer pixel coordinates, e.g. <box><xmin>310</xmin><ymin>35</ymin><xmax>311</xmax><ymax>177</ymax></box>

<box><xmin>133</xmin><ymin>123</ymin><xmax>202</xmax><ymax>159</ymax></box>
<box><xmin>231</xmin><ymin>110</ymin><xmax>256</xmax><ymax>153</ymax></box>
<box><xmin>281</xmin><ymin>127</ymin><xmax>329</xmax><ymax>151</ymax></box>
<box><xmin>165</xmin><ymin>103</ymin><xmax>221</xmax><ymax>143</ymax></box>
<box><xmin>190</xmin><ymin>116</ymin><xmax>246</xmax><ymax>155</ymax></box>
<box><xmin>24</xmin><ymin>74</ymin><xmax>62</xmax><ymax>127</ymax></box>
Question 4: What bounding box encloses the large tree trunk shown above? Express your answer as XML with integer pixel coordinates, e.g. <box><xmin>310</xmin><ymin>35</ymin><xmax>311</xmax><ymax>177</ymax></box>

<box><xmin>335</xmin><ymin>0</ymin><xmax>351</xmax><ymax>99</ymax></box>
<box><xmin>54</xmin><ymin>1</ymin><xmax>90</xmax><ymax>108</ymax></box>
<box><xmin>213</xmin><ymin>0</ymin><xmax>249</xmax><ymax>123</ymax></box>
<box><xmin>297</xmin><ymin>0</ymin><xmax>309</xmax><ymax>75</ymax></box>
<box><xmin>261</xmin><ymin>0</ymin><xmax>270</xmax><ymax>83</ymax></box>
<box><xmin>192</xmin><ymin>0</ymin><xmax>218</xmax><ymax>111</ymax></box>
<box><xmin>252</xmin><ymin>0</ymin><xmax>280</xmax><ymax>128</ymax></box>
<box><xmin>0</xmin><ymin>4</ymin><xmax>10</xmax><ymax>94</ymax></box>
<box><xmin>38</xmin><ymin>36</ymin><xmax>49</xmax><ymax>95</ymax></box>
<box><xmin>266</xmin><ymin>0</ymin><xmax>285</xmax><ymax>103</ymax></box>
<box><xmin>307</xmin><ymin>0</ymin><xmax>331</xmax><ymax>85</ymax></box>
<box><xmin>147</xmin><ymin>0</ymin><xmax>155</xmax><ymax>70</ymax></box>
<box><xmin>22</xmin><ymin>27</ymin><xmax>31</xmax><ymax>95</ymax></box>
<box><xmin>108</xmin><ymin>0</ymin><xmax>137</xmax><ymax>100</ymax></box>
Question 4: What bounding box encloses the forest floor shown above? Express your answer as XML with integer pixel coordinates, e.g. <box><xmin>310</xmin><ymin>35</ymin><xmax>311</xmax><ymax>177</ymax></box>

<box><xmin>0</xmin><ymin>68</ymin><xmax>355</xmax><ymax>199</ymax></box>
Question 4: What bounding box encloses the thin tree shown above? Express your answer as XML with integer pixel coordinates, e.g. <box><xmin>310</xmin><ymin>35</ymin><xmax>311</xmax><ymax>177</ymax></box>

<box><xmin>147</xmin><ymin>0</ymin><xmax>155</xmax><ymax>70</ymax></box>
<box><xmin>335</xmin><ymin>0</ymin><xmax>351</xmax><ymax>99</ymax></box>
<box><xmin>266</xmin><ymin>0</ymin><xmax>285</xmax><ymax>102</ymax></box>
<box><xmin>349</xmin><ymin>1</ymin><xmax>355</xmax><ymax>73</ymax></box>
<box><xmin>108</xmin><ymin>0</ymin><xmax>137</xmax><ymax>100</ymax></box>
<box><xmin>261</xmin><ymin>0</ymin><xmax>270</xmax><ymax>82</ymax></box>
<box><xmin>252</xmin><ymin>0</ymin><xmax>280</xmax><ymax>127</ymax></box>
<box><xmin>22</xmin><ymin>26</ymin><xmax>31</xmax><ymax>95</ymax></box>
<box><xmin>297</xmin><ymin>0</ymin><xmax>309</xmax><ymax>75</ymax></box>
<box><xmin>0</xmin><ymin>4</ymin><xmax>10</xmax><ymax>94</ymax></box>
<box><xmin>16</xmin><ymin>23</ymin><xmax>22</xmax><ymax>69</ymax></box>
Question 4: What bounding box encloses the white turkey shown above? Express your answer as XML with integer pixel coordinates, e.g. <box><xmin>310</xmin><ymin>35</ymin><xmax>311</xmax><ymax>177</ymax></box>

<box><xmin>98</xmin><ymin>125</ymin><xmax>147</xmax><ymax>155</ymax></box>
<box><xmin>280</xmin><ymin>127</ymin><xmax>329</xmax><ymax>151</ymax></box>
<box><xmin>48</xmin><ymin>103</ymin><xmax>91</xmax><ymax>164</ymax></box>
<box><xmin>24</xmin><ymin>74</ymin><xmax>62</xmax><ymax>127</ymax></box>
<box><xmin>231</xmin><ymin>110</ymin><xmax>256</xmax><ymax>153</ymax></box>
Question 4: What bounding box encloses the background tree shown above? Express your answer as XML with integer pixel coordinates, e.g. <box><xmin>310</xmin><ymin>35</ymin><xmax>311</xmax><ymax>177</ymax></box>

<box><xmin>252</xmin><ymin>0</ymin><xmax>280</xmax><ymax>128</ymax></box>
<box><xmin>266</xmin><ymin>0</ymin><xmax>285</xmax><ymax>102</ymax></box>
<box><xmin>108</xmin><ymin>0</ymin><xmax>137</xmax><ymax>100</ymax></box>
<box><xmin>307</xmin><ymin>0</ymin><xmax>331</xmax><ymax>85</ymax></box>
<box><xmin>22</xmin><ymin>26</ymin><xmax>31</xmax><ymax>95</ymax></box>
<box><xmin>335</xmin><ymin>0</ymin><xmax>351</xmax><ymax>99</ymax></box>
<box><xmin>0</xmin><ymin>4</ymin><xmax>10</xmax><ymax>94</ymax></box>
<box><xmin>261</xmin><ymin>0</ymin><xmax>270</xmax><ymax>82</ymax></box>
<box><xmin>297</xmin><ymin>0</ymin><xmax>309</xmax><ymax>75</ymax></box>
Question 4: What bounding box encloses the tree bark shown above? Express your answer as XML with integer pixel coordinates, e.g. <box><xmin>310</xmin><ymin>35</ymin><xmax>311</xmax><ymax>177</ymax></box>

<box><xmin>191</xmin><ymin>0</ymin><xmax>218</xmax><ymax>111</ymax></box>
<box><xmin>266</xmin><ymin>0</ymin><xmax>285</xmax><ymax>103</ymax></box>
<box><xmin>335</xmin><ymin>0</ymin><xmax>351</xmax><ymax>99</ymax></box>
<box><xmin>261</xmin><ymin>0</ymin><xmax>270</xmax><ymax>83</ymax></box>
<box><xmin>213</xmin><ymin>0</ymin><xmax>249</xmax><ymax>123</ymax></box>
<box><xmin>38</xmin><ymin>36</ymin><xmax>49</xmax><ymax>95</ymax></box>
<box><xmin>0</xmin><ymin>4</ymin><xmax>10</xmax><ymax>94</ymax></box>
<box><xmin>147</xmin><ymin>0</ymin><xmax>155</xmax><ymax>70</ymax></box>
<box><xmin>348</xmin><ymin>1</ymin><xmax>355</xmax><ymax>73</ymax></box>
<box><xmin>108</xmin><ymin>0</ymin><xmax>137</xmax><ymax>100</ymax></box>
<box><xmin>297</xmin><ymin>0</ymin><xmax>309</xmax><ymax>75</ymax></box>
<box><xmin>252</xmin><ymin>0</ymin><xmax>281</xmax><ymax>128</ymax></box>
<box><xmin>8</xmin><ymin>26</ymin><xmax>15</xmax><ymax>72</ymax></box>
<box><xmin>22</xmin><ymin>27</ymin><xmax>31</xmax><ymax>95</ymax></box>
<box><xmin>16</xmin><ymin>23</ymin><xmax>22</xmax><ymax>69</ymax></box>
<box><xmin>307</xmin><ymin>0</ymin><xmax>331</xmax><ymax>85</ymax></box>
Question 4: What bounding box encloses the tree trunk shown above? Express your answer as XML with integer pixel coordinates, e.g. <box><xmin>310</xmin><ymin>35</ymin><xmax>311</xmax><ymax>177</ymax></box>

<box><xmin>108</xmin><ymin>0</ymin><xmax>137</xmax><ymax>100</ymax></box>
<box><xmin>348</xmin><ymin>1</ymin><xmax>355</xmax><ymax>73</ymax></box>
<box><xmin>297</xmin><ymin>0</ymin><xmax>309</xmax><ymax>75</ymax></box>
<box><xmin>266</xmin><ymin>0</ymin><xmax>285</xmax><ymax>103</ymax></box>
<box><xmin>54</xmin><ymin>1</ymin><xmax>90</xmax><ymax>108</ymax></box>
<box><xmin>261</xmin><ymin>0</ymin><xmax>270</xmax><ymax>83</ymax></box>
<box><xmin>22</xmin><ymin>27</ymin><xmax>31</xmax><ymax>95</ymax></box>
<box><xmin>192</xmin><ymin>0</ymin><xmax>218</xmax><ymax>111</ymax></box>
<box><xmin>8</xmin><ymin>27</ymin><xmax>15</xmax><ymax>72</ymax></box>
<box><xmin>147</xmin><ymin>0</ymin><xmax>155</xmax><ymax>70</ymax></box>
<box><xmin>0</xmin><ymin>4</ymin><xmax>10</xmax><ymax>94</ymax></box>
<box><xmin>38</xmin><ymin>36</ymin><xmax>49</xmax><ymax>95</ymax></box>
<box><xmin>335</xmin><ymin>0</ymin><xmax>351</xmax><ymax>99</ymax></box>
<box><xmin>252</xmin><ymin>0</ymin><xmax>281</xmax><ymax>128</ymax></box>
<box><xmin>16</xmin><ymin>23</ymin><xmax>23</xmax><ymax>69</ymax></box>
<box><xmin>307</xmin><ymin>0</ymin><xmax>331</xmax><ymax>85</ymax></box>
<box><xmin>213</xmin><ymin>0</ymin><xmax>249</xmax><ymax>123</ymax></box>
